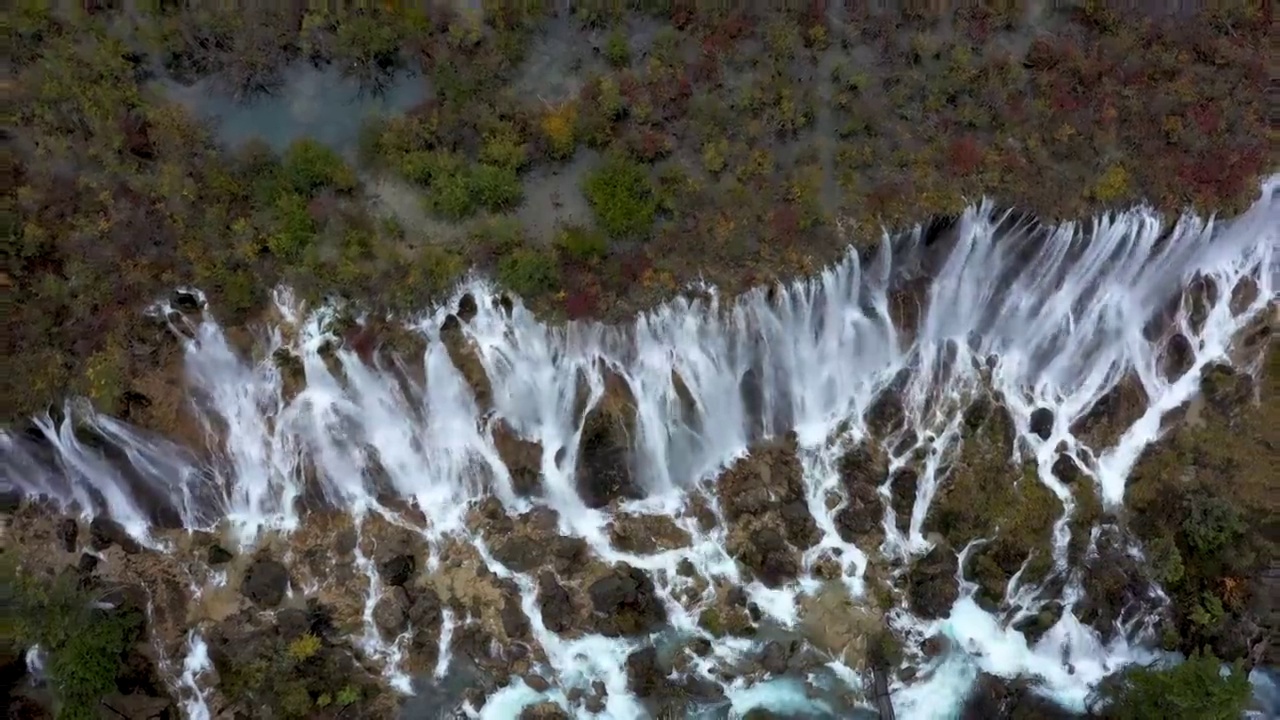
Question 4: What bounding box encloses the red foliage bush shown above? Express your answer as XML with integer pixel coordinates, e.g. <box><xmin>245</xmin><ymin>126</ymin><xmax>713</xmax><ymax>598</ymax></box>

<box><xmin>768</xmin><ymin>203</ymin><xmax>801</xmax><ymax>244</ymax></box>
<box><xmin>1188</xmin><ymin>102</ymin><xmax>1222</xmax><ymax>135</ymax></box>
<box><xmin>619</xmin><ymin>251</ymin><xmax>653</xmax><ymax>284</ymax></box>
<box><xmin>947</xmin><ymin>135</ymin><xmax>983</xmax><ymax>177</ymax></box>
<box><xmin>564</xmin><ymin>288</ymin><xmax>599</xmax><ymax>320</ymax></box>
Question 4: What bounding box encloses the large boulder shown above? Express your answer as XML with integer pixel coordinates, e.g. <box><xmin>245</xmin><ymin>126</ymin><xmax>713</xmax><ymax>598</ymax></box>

<box><xmin>89</xmin><ymin>517</ymin><xmax>141</xmax><ymax>554</ymax></box>
<box><xmin>575</xmin><ymin>369</ymin><xmax>644</xmax><ymax>508</ymax></box>
<box><xmin>586</xmin><ymin>563</ymin><xmax>667</xmax><ymax>637</ymax></box>
<box><xmin>492</xmin><ymin>419</ymin><xmax>544</xmax><ymax>497</ymax></box>
<box><xmin>537</xmin><ymin>571</ymin><xmax>577</xmax><ymax>634</ymax></box>
<box><xmin>241</xmin><ymin>557</ymin><xmax>290</xmax><ymax>608</ymax></box>
<box><xmin>717</xmin><ymin>434</ymin><xmax>819</xmax><ymax>587</ymax></box>
<box><xmin>800</xmin><ymin>583</ymin><xmax>887</xmax><ymax>670</ymax></box>
<box><xmin>960</xmin><ymin>674</ymin><xmax>1080</xmax><ymax>719</ymax></box>
<box><xmin>906</xmin><ymin>542</ymin><xmax>959</xmax><ymax>619</ymax></box>
<box><xmin>440</xmin><ymin>314</ymin><xmax>493</xmax><ymax>410</ymax></box>
<box><xmin>833</xmin><ymin>444</ymin><xmax>887</xmax><ymax>543</ymax></box>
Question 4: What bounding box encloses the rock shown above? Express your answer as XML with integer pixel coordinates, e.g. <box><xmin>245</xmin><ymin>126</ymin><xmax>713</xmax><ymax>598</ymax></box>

<box><xmin>102</xmin><ymin>693</ymin><xmax>173</xmax><ymax>720</ymax></box>
<box><xmin>241</xmin><ymin>558</ymin><xmax>289</xmax><ymax>608</ymax></box>
<box><xmin>575</xmin><ymin>369</ymin><xmax>643</xmax><ymax>508</ymax></box>
<box><xmin>56</xmin><ymin>518</ymin><xmax>78</xmax><ymax>552</ymax></box>
<box><xmin>1051</xmin><ymin>452</ymin><xmax>1083</xmax><ymax>484</ymax></box>
<box><xmin>378</xmin><ymin>554</ymin><xmax>415</xmax><ymax>587</ymax></box>
<box><xmin>960</xmin><ymin>674</ymin><xmax>1078</xmax><ymax>719</ymax></box>
<box><xmin>76</xmin><ymin>553</ymin><xmax>99</xmax><ymax>576</ymax></box>
<box><xmin>907</xmin><ymin>543</ymin><xmax>959</xmax><ymax>619</ymax></box>
<box><xmin>440</xmin><ymin>315</ymin><xmax>493</xmax><ymax>411</ymax></box>
<box><xmin>1013</xmin><ymin>602</ymin><xmax>1064</xmax><ymax>646</ymax></box>
<box><xmin>1076</xmin><ymin>529</ymin><xmax>1156</xmax><ymax>641</ymax></box>
<box><xmin>89</xmin><ymin>517</ymin><xmax>141</xmax><ymax>554</ymax></box>
<box><xmin>717</xmin><ymin>434</ymin><xmax>818</xmax><ymax>587</ymax></box>
<box><xmin>207</xmin><ymin>544</ymin><xmax>234</xmax><ymax>565</ymax></box>
<box><xmin>501</xmin><ymin>592</ymin><xmax>531</xmax><ymax>641</ymax></box>
<box><xmin>275</xmin><ymin>607</ymin><xmax>311</xmax><ymax>641</ymax></box>
<box><xmin>458</xmin><ymin>293</ymin><xmax>478</xmax><ymax>323</ymax></box>
<box><xmin>1071</xmin><ymin>374</ymin><xmax>1149</xmax><ymax>447</ymax></box>
<box><xmin>587</xmin><ymin>563</ymin><xmax>667</xmax><ymax>637</ymax></box>
<box><xmin>626</xmin><ymin>646</ymin><xmax>664</xmax><ymax>697</ymax></box>
<box><xmin>524</xmin><ymin>674</ymin><xmax>552</xmax><ymax>692</ymax></box>
<box><xmin>520</xmin><ymin>702</ymin><xmax>571</xmax><ymax>720</ymax></box>
<box><xmin>408</xmin><ymin>587</ymin><xmax>443</xmax><ymax>627</ymax></box>
<box><xmin>889</xmin><ymin>468</ymin><xmax>919</xmax><ymax>533</ymax></box>
<box><xmin>169</xmin><ymin>289</ymin><xmax>202</xmax><ymax>314</ymax></box>
<box><xmin>609</xmin><ymin>513</ymin><xmax>693</xmax><ymax>554</ymax></box>
<box><xmin>1029</xmin><ymin>407</ymin><xmax>1054</xmax><ymax>440</ymax></box>
<box><xmin>759</xmin><ymin>640</ymin><xmax>790</xmax><ymax>675</ymax></box>
<box><xmin>492</xmin><ymin>420</ymin><xmax>544</xmax><ymax>497</ymax></box>
<box><xmin>537</xmin><ymin>572</ymin><xmax>576</xmax><ymax>634</ymax></box>
<box><xmin>835</xmin><ymin>445</ymin><xmax>886</xmax><ymax>542</ymax></box>
<box><xmin>334</xmin><ymin>527</ymin><xmax>358</xmax><ymax>556</ymax></box>
<box><xmin>371</xmin><ymin>587</ymin><xmax>409</xmax><ymax>640</ymax></box>
<box><xmin>800</xmin><ymin>584</ymin><xmax>886</xmax><ymax>669</ymax></box>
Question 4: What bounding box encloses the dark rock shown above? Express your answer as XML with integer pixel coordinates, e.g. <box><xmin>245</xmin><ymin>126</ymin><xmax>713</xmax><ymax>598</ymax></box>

<box><xmin>519</xmin><ymin>702</ymin><xmax>571</xmax><ymax>720</ymax></box>
<box><xmin>575</xmin><ymin>370</ymin><xmax>643</xmax><ymax>508</ymax></box>
<box><xmin>207</xmin><ymin>544</ymin><xmax>233</xmax><ymax>565</ymax></box>
<box><xmin>56</xmin><ymin>518</ymin><xmax>78</xmax><ymax>552</ymax></box>
<box><xmin>458</xmin><ymin>293</ymin><xmax>478</xmax><ymax>323</ymax></box>
<box><xmin>241</xmin><ymin>558</ymin><xmax>289</xmax><ymax>608</ymax></box>
<box><xmin>524</xmin><ymin>674</ymin><xmax>552</xmax><ymax>692</ymax></box>
<box><xmin>89</xmin><ymin>517</ymin><xmax>141</xmax><ymax>554</ymax></box>
<box><xmin>492</xmin><ymin>420</ymin><xmax>544</xmax><ymax>497</ymax></box>
<box><xmin>586</xmin><ymin>563</ymin><xmax>667</xmax><ymax>637</ymax></box>
<box><xmin>334</xmin><ymin>527</ymin><xmax>358</xmax><ymax>556</ymax></box>
<box><xmin>1075</xmin><ymin>530</ymin><xmax>1156</xmax><ymax>641</ymax></box>
<box><xmin>169</xmin><ymin>289</ymin><xmax>202</xmax><ymax>314</ymax></box>
<box><xmin>501</xmin><ymin>593</ymin><xmax>531</xmax><ymax>641</ymax></box>
<box><xmin>537</xmin><ymin>572</ymin><xmax>575</xmax><ymax>634</ymax></box>
<box><xmin>1029</xmin><ymin>408</ymin><xmax>1054</xmax><ymax>440</ymax></box>
<box><xmin>407</xmin><ymin>587</ymin><xmax>442</xmax><ymax>627</ymax></box>
<box><xmin>275</xmin><ymin>607</ymin><xmax>311</xmax><ymax>641</ymax></box>
<box><xmin>889</xmin><ymin>468</ymin><xmax>919</xmax><ymax>533</ymax></box>
<box><xmin>907</xmin><ymin>543</ymin><xmax>960</xmax><ymax>619</ymax></box>
<box><xmin>960</xmin><ymin>673</ymin><xmax>1079</xmax><ymax>719</ymax></box>
<box><xmin>1013</xmin><ymin>602</ymin><xmax>1064</xmax><ymax>646</ymax></box>
<box><xmin>76</xmin><ymin>553</ymin><xmax>99</xmax><ymax>575</ymax></box>
<box><xmin>760</xmin><ymin>640</ymin><xmax>789</xmax><ymax>675</ymax></box>
<box><xmin>1051</xmin><ymin>453</ymin><xmax>1083</xmax><ymax>484</ymax></box>
<box><xmin>102</xmin><ymin>693</ymin><xmax>173</xmax><ymax>720</ymax></box>
<box><xmin>1161</xmin><ymin>333</ymin><xmax>1195</xmax><ymax>380</ymax></box>
<box><xmin>625</xmin><ymin>646</ymin><xmax>664</xmax><ymax>697</ymax></box>
<box><xmin>378</xmin><ymin>554</ymin><xmax>415</xmax><ymax>587</ymax></box>
<box><xmin>374</xmin><ymin>586</ymin><xmax>410</xmax><ymax>639</ymax></box>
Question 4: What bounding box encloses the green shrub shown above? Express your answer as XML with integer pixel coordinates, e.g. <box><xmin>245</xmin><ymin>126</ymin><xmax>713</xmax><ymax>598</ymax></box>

<box><xmin>604</xmin><ymin>29</ymin><xmax>630</xmax><ymax>68</ymax></box>
<box><xmin>1099</xmin><ymin>650</ymin><xmax>1250</xmax><ymax>720</ymax></box>
<box><xmin>581</xmin><ymin>152</ymin><xmax>657</xmax><ymax>239</ymax></box>
<box><xmin>267</xmin><ymin>192</ymin><xmax>316</xmax><ymax>262</ymax></box>
<box><xmin>498</xmin><ymin>248</ymin><xmax>559</xmax><ymax>297</ymax></box>
<box><xmin>420</xmin><ymin>159</ymin><xmax>523</xmax><ymax>221</ymax></box>
<box><xmin>5</xmin><ymin>566</ymin><xmax>143</xmax><ymax>720</ymax></box>
<box><xmin>1181</xmin><ymin>494</ymin><xmax>1245</xmax><ymax>556</ymax></box>
<box><xmin>554</xmin><ymin>224</ymin><xmax>608</xmax><ymax>261</ymax></box>
<box><xmin>282</xmin><ymin>138</ymin><xmax>356</xmax><ymax>196</ymax></box>
<box><xmin>468</xmin><ymin>164</ymin><xmax>523</xmax><ymax>213</ymax></box>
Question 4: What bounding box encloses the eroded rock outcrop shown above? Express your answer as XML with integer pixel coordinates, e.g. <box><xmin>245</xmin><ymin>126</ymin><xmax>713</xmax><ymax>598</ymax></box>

<box><xmin>716</xmin><ymin>433</ymin><xmax>818</xmax><ymax>587</ymax></box>
<box><xmin>575</xmin><ymin>368</ymin><xmax>643</xmax><ymax>508</ymax></box>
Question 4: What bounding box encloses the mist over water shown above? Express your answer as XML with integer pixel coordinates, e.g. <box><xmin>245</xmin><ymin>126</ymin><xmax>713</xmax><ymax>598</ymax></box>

<box><xmin>2</xmin><ymin>178</ymin><xmax>1277</xmax><ymax>719</ymax></box>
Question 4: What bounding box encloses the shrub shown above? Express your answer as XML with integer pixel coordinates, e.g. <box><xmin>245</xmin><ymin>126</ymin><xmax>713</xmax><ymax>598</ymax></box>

<box><xmin>604</xmin><ymin>29</ymin><xmax>630</xmax><ymax>68</ymax></box>
<box><xmin>423</xmin><ymin>161</ymin><xmax>522</xmax><ymax>220</ymax></box>
<box><xmin>554</xmin><ymin>224</ymin><xmax>608</xmax><ymax>261</ymax></box>
<box><xmin>6</xmin><ymin>565</ymin><xmax>143</xmax><ymax>720</ymax></box>
<box><xmin>498</xmin><ymin>248</ymin><xmax>559</xmax><ymax>297</ymax></box>
<box><xmin>1181</xmin><ymin>493</ymin><xmax>1245</xmax><ymax>556</ymax></box>
<box><xmin>1092</xmin><ymin>164</ymin><xmax>1131</xmax><ymax>204</ymax></box>
<box><xmin>282</xmin><ymin>138</ymin><xmax>356</xmax><ymax>196</ymax></box>
<box><xmin>1098</xmin><ymin>650</ymin><xmax>1250</xmax><ymax>720</ymax></box>
<box><xmin>541</xmin><ymin>101</ymin><xmax>577</xmax><ymax>159</ymax></box>
<box><xmin>581</xmin><ymin>152</ymin><xmax>658</xmax><ymax>239</ymax></box>
<box><xmin>286</xmin><ymin>633</ymin><xmax>322</xmax><ymax>663</ymax></box>
<box><xmin>468</xmin><ymin>163</ymin><xmax>523</xmax><ymax>213</ymax></box>
<box><xmin>268</xmin><ymin>192</ymin><xmax>316</xmax><ymax>262</ymax></box>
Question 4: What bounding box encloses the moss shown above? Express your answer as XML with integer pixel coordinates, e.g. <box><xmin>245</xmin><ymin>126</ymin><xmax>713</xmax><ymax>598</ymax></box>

<box><xmin>582</xmin><ymin>152</ymin><xmax>658</xmax><ymax>240</ymax></box>
<box><xmin>698</xmin><ymin>607</ymin><xmax>724</xmax><ymax>637</ymax></box>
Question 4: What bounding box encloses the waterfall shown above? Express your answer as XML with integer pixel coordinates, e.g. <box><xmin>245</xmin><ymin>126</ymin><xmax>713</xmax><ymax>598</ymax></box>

<box><xmin>3</xmin><ymin>178</ymin><xmax>1276</xmax><ymax>719</ymax></box>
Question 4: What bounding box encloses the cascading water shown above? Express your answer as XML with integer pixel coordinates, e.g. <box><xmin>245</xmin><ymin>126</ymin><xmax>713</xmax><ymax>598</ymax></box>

<box><xmin>2</xmin><ymin>177</ymin><xmax>1276</xmax><ymax>719</ymax></box>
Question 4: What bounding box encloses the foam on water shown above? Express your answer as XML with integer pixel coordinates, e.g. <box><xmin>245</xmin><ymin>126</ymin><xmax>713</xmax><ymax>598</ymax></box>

<box><xmin>3</xmin><ymin>178</ymin><xmax>1277</xmax><ymax>718</ymax></box>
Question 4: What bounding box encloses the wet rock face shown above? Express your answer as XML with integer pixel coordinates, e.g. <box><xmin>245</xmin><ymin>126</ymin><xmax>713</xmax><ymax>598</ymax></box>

<box><xmin>56</xmin><ymin>518</ymin><xmax>78</xmax><ymax>552</ymax></box>
<box><xmin>242</xmin><ymin>557</ymin><xmax>290</xmax><ymax>608</ymax></box>
<box><xmin>1076</xmin><ymin>530</ymin><xmax>1156</xmax><ymax>641</ymax></box>
<box><xmin>907</xmin><ymin>543</ymin><xmax>960</xmax><ymax>619</ymax></box>
<box><xmin>717</xmin><ymin>433</ymin><xmax>819</xmax><ymax>587</ymax></box>
<box><xmin>575</xmin><ymin>369</ymin><xmax>644</xmax><ymax>508</ymax></box>
<box><xmin>586</xmin><ymin>563</ymin><xmax>667</xmax><ymax>637</ymax></box>
<box><xmin>537</xmin><ymin>571</ymin><xmax>576</xmax><ymax>634</ymax></box>
<box><xmin>1071</xmin><ymin>373</ymin><xmax>1149</xmax><ymax>448</ymax></box>
<box><xmin>492</xmin><ymin>419</ymin><xmax>544</xmax><ymax>497</ymax></box>
<box><xmin>834</xmin><ymin>444</ymin><xmax>888</xmax><ymax>543</ymax></box>
<box><xmin>90</xmin><ymin>517</ymin><xmax>141</xmax><ymax>554</ymax></box>
<box><xmin>1029</xmin><ymin>407</ymin><xmax>1054</xmax><ymax>440</ymax></box>
<box><xmin>440</xmin><ymin>314</ymin><xmax>493</xmax><ymax>410</ymax></box>
<box><xmin>378</xmin><ymin>553</ymin><xmax>415</xmax><ymax>587</ymax></box>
